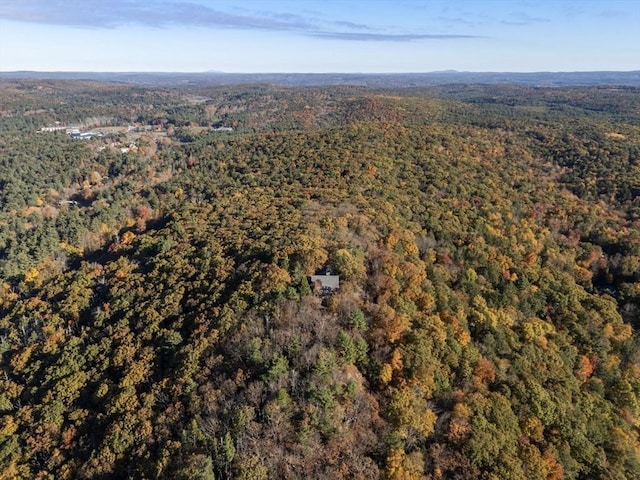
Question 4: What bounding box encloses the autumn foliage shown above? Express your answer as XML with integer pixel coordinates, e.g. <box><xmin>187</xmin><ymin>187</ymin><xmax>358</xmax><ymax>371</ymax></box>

<box><xmin>0</xmin><ymin>80</ymin><xmax>639</xmax><ymax>479</ymax></box>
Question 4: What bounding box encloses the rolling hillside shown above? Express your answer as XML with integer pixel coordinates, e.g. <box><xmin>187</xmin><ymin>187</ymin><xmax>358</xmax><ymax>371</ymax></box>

<box><xmin>1</xmin><ymin>81</ymin><xmax>639</xmax><ymax>479</ymax></box>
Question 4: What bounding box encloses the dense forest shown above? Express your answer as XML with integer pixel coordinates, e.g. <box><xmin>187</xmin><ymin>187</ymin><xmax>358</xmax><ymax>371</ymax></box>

<box><xmin>0</xmin><ymin>79</ymin><xmax>639</xmax><ymax>479</ymax></box>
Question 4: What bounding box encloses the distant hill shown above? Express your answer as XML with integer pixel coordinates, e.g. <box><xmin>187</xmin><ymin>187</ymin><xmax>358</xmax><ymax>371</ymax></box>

<box><xmin>1</xmin><ymin>70</ymin><xmax>639</xmax><ymax>87</ymax></box>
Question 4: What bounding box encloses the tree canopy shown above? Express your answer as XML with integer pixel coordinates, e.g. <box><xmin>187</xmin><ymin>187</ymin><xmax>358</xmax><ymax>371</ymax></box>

<box><xmin>1</xmin><ymin>80</ymin><xmax>639</xmax><ymax>479</ymax></box>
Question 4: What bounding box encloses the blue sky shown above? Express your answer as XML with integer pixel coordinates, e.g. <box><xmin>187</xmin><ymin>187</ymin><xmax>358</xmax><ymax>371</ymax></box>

<box><xmin>0</xmin><ymin>0</ymin><xmax>638</xmax><ymax>72</ymax></box>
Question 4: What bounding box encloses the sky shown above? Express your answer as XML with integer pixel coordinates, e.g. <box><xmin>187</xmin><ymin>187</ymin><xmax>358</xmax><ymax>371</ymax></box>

<box><xmin>0</xmin><ymin>0</ymin><xmax>638</xmax><ymax>73</ymax></box>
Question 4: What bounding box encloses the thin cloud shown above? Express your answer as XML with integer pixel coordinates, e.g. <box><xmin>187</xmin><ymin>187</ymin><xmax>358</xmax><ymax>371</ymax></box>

<box><xmin>312</xmin><ymin>32</ymin><xmax>482</xmax><ymax>42</ymax></box>
<box><xmin>260</xmin><ymin>10</ymin><xmax>316</xmax><ymax>30</ymax></box>
<box><xmin>0</xmin><ymin>0</ymin><xmax>479</xmax><ymax>42</ymax></box>
<box><xmin>501</xmin><ymin>12</ymin><xmax>550</xmax><ymax>26</ymax></box>
<box><xmin>333</xmin><ymin>20</ymin><xmax>374</xmax><ymax>31</ymax></box>
<box><xmin>598</xmin><ymin>10</ymin><xmax>628</xmax><ymax>19</ymax></box>
<box><xmin>437</xmin><ymin>16</ymin><xmax>486</xmax><ymax>28</ymax></box>
<box><xmin>0</xmin><ymin>1</ymin><xmax>312</xmax><ymax>30</ymax></box>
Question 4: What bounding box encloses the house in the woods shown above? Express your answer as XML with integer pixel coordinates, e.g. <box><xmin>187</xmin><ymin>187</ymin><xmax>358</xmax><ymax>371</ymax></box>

<box><xmin>310</xmin><ymin>266</ymin><xmax>340</xmax><ymax>295</ymax></box>
<box><xmin>70</xmin><ymin>131</ymin><xmax>100</xmax><ymax>140</ymax></box>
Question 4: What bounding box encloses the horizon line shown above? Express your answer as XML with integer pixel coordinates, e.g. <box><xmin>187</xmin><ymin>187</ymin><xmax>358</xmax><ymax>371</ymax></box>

<box><xmin>1</xmin><ymin>69</ymin><xmax>639</xmax><ymax>75</ymax></box>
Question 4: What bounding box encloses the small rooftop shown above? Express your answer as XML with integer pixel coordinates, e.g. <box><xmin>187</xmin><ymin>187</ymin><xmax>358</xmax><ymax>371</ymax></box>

<box><xmin>310</xmin><ymin>274</ymin><xmax>340</xmax><ymax>291</ymax></box>
<box><xmin>310</xmin><ymin>265</ymin><xmax>340</xmax><ymax>293</ymax></box>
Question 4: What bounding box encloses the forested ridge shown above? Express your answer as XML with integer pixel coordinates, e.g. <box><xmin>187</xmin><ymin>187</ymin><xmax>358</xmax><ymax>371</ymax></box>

<box><xmin>0</xmin><ymin>80</ymin><xmax>639</xmax><ymax>479</ymax></box>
